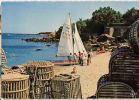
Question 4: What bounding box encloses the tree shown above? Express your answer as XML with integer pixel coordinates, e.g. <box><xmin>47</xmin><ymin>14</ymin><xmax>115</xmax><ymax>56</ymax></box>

<box><xmin>76</xmin><ymin>18</ymin><xmax>87</xmax><ymax>34</ymax></box>
<box><xmin>116</xmin><ymin>11</ymin><xmax>123</xmax><ymax>23</ymax></box>
<box><xmin>55</xmin><ymin>7</ymin><xmax>139</xmax><ymax>42</ymax></box>
<box><xmin>123</xmin><ymin>8</ymin><xmax>139</xmax><ymax>25</ymax></box>
<box><xmin>86</xmin><ymin>20</ymin><xmax>105</xmax><ymax>35</ymax></box>
<box><xmin>92</xmin><ymin>7</ymin><xmax>122</xmax><ymax>26</ymax></box>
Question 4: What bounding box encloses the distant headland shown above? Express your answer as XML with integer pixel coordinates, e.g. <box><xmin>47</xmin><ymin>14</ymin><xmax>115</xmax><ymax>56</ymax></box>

<box><xmin>22</xmin><ymin>32</ymin><xmax>59</xmax><ymax>42</ymax></box>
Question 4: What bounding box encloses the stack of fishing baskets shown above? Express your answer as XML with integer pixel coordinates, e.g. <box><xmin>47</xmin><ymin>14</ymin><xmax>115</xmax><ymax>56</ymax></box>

<box><xmin>26</xmin><ymin>61</ymin><xmax>54</xmax><ymax>99</ymax></box>
<box><xmin>51</xmin><ymin>74</ymin><xmax>82</xmax><ymax>99</ymax></box>
<box><xmin>96</xmin><ymin>19</ymin><xmax>139</xmax><ymax>98</ymax></box>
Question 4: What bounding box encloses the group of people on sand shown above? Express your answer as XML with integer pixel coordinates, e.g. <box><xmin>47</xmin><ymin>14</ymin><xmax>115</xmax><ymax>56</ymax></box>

<box><xmin>68</xmin><ymin>49</ymin><xmax>93</xmax><ymax>66</ymax></box>
<box><xmin>78</xmin><ymin>50</ymin><xmax>93</xmax><ymax>66</ymax></box>
<box><xmin>71</xmin><ymin>50</ymin><xmax>93</xmax><ymax>74</ymax></box>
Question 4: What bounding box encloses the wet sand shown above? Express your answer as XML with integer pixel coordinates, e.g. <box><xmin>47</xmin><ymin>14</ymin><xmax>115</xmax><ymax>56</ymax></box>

<box><xmin>54</xmin><ymin>52</ymin><xmax>111</xmax><ymax>99</ymax></box>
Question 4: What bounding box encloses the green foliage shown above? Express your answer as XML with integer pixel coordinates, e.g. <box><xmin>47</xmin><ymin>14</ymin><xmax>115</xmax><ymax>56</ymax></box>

<box><xmin>92</xmin><ymin>7</ymin><xmax>123</xmax><ymax>26</ymax></box>
<box><xmin>86</xmin><ymin>20</ymin><xmax>105</xmax><ymax>35</ymax></box>
<box><xmin>55</xmin><ymin>7</ymin><xmax>139</xmax><ymax>41</ymax></box>
<box><xmin>80</xmin><ymin>32</ymin><xmax>90</xmax><ymax>41</ymax></box>
<box><xmin>116</xmin><ymin>11</ymin><xmax>124</xmax><ymax>23</ymax></box>
<box><xmin>123</xmin><ymin>8</ymin><xmax>139</xmax><ymax>25</ymax></box>
<box><xmin>76</xmin><ymin>19</ymin><xmax>87</xmax><ymax>34</ymax></box>
<box><xmin>38</xmin><ymin>32</ymin><xmax>51</xmax><ymax>35</ymax></box>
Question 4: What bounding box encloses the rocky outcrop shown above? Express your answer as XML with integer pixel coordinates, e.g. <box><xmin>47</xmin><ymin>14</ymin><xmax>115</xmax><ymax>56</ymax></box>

<box><xmin>22</xmin><ymin>34</ymin><xmax>59</xmax><ymax>42</ymax></box>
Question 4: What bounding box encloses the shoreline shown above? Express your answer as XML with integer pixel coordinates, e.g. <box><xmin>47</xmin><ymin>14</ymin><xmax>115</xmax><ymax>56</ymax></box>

<box><xmin>2</xmin><ymin>33</ymin><xmax>112</xmax><ymax>98</ymax></box>
<box><xmin>3</xmin><ymin>51</ymin><xmax>111</xmax><ymax>99</ymax></box>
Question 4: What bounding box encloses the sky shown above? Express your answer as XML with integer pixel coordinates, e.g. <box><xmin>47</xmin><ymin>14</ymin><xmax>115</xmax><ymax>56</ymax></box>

<box><xmin>1</xmin><ymin>1</ymin><xmax>139</xmax><ymax>34</ymax></box>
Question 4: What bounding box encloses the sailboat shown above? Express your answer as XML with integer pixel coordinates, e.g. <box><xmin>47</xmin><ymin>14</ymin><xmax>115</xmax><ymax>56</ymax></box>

<box><xmin>53</xmin><ymin>13</ymin><xmax>87</xmax><ymax>65</ymax></box>
<box><xmin>57</xmin><ymin>13</ymin><xmax>73</xmax><ymax>57</ymax></box>
<box><xmin>74</xmin><ymin>23</ymin><xmax>87</xmax><ymax>55</ymax></box>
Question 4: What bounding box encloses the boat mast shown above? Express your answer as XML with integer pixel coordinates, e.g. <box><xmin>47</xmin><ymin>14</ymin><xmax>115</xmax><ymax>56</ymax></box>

<box><xmin>69</xmin><ymin>13</ymin><xmax>75</xmax><ymax>62</ymax></box>
<box><xmin>72</xmin><ymin>31</ymin><xmax>75</xmax><ymax>61</ymax></box>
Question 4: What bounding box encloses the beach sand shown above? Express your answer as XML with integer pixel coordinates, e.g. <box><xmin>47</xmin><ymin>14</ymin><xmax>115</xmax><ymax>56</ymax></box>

<box><xmin>0</xmin><ymin>52</ymin><xmax>111</xmax><ymax>99</ymax></box>
<box><xmin>54</xmin><ymin>52</ymin><xmax>111</xmax><ymax>99</ymax></box>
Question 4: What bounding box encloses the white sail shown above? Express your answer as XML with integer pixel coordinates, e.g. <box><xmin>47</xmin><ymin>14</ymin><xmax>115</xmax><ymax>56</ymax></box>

<box><xmin>74</xmin><ymin>23</ymin><xmax>87</xmax><ymax>55</ymax></box>
<box><xmin>57</xmin><ymin>14</ymin><xmax>73</xmax><ymax>56</ymax></box>
<box><xmin>73</xmin><ymin>31</ymin><xmax>79</xmax><ymax>55</ymax></box>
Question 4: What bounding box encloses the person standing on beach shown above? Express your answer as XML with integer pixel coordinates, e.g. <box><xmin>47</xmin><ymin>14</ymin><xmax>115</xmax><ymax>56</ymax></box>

<box><xmin>80</xmin><ymin>53</ymin><xmax>83</xmax><ymax>66</ymax></box>
<box><xmin>68</xmin><ymin>53</ymin><xmax>72</xmax><ymax>65</ymax></box>
<box><xmin>87</xmin><ymin>52</ymin><xmax>91</xmax><ymax>65</ymax></box>
<box><xmin>78</xmin><ymin>51</ymin><xmax>82</xmax><ymax>64</ymax></box>
<box><xmin>82</xmin><ymin>51</ymin><xmax>88</xmax><ymax>66</ymax></box>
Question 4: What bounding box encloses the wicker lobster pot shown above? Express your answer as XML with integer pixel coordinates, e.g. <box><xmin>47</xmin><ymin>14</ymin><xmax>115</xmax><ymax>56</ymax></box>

<box><xmin>1</xmin><ymin>49</ymin><xmax>7</xmax><ymax>66</ymax></box>
<box><xmin>26</xmin><ymin>61</ymin><xmax>54</xmax><ymax>99</ymax></box>
<box><xmin>97</xmin><ymin>74</ymin><xmax>110</xmax><ymax>89</ymax></box>
<box><xmin>128</xmin><ymin>19</ymin><xmax>139</xmax><ymax>54</ymax></box>
<box><xmin>51</xmin><ymin>74</ymin><xmax>82</xmax><ymax>99</ymax></box>
<box><xmin>109</xmin><ymin>47</ymin><xmax>139</xmax><ymax>82</ymax></box>
<box><xmin>109</xmin><ymin>46</ymin><xmax>139</xmax><ymax>96</ymax></box>
<box><xmin>1</xmin><ymin>73</ymin><xmax>29</xmax><ymax>99</ymax></box>
<box><xmin>96</xmin><ymin>82</ymin><xmax>136</xmax><ymax>98</ymax></box>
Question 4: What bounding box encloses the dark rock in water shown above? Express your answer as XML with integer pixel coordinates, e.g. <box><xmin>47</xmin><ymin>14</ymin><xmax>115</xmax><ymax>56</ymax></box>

<box><xmin>45</xmin><ymin>44</ymin><xmax>51</xmax><ymax>46</ymax></box>
<box><xmin>36</xmin><ymin>48</ymin><xmax>42</xmax><ymax>51</ymax></box>
<box><xmin>22</xmin><ymin>34</ymin><xmax>59</xmax><ymax>43</ymax></box>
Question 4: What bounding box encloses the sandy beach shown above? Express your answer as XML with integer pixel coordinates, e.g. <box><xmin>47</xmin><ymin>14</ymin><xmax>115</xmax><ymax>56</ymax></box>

<box><xmin>54</xmin><ymin>52</ymin><xmax>111</xmax><ymax>99</ymax></box>
<box><xmin>0</xmin><ymin>51</ymin><xmax>111</xmax><ymax>99</ymax></box>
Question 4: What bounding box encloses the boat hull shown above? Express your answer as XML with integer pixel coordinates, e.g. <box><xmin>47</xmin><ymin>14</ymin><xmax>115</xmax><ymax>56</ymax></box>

<box><xmin>52</xmin><ymin>59</ymin><xmax>78</xmax><ymax>66</ymax></box>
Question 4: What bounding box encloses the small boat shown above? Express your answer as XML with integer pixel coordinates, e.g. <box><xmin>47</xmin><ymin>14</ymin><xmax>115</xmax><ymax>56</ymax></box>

<box><xmin>96</xmin><ymin>50</ymin><xmax>106</xmax><ymax>55</ymax></box>
<box><xmin>36</xmin><ymin>48</ymin><xmax>42</xmax><ymax>51</ymax></box>
<box><xmin>53</xmin><ymin>13</ymin><xmax>87</xmax><ymax>65</ymax></box>
<box><xmin>53</xmin><ymin>59</ymin><xmax>78</xmax><ymax>66</ymax></box>
<box><xmin>53</xmin><ymin>60</ymin><xmax>71</xmax><ymax>66</ymax></box>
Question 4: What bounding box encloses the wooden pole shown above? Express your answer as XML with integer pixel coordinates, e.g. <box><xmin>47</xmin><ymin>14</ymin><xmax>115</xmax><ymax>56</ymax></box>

<box><xmin>8</xmin><ymin>82</ymin><xmax>9</xmax><ymax>92</ymax></box>
<box><xmin>72</xmin><ymin>31</ymin><xmax>76</xmax><ymax>65</ymax></box>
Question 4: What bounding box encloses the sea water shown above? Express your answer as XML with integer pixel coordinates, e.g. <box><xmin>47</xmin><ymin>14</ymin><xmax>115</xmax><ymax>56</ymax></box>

<box><xmin>2</xmin><ymin>33</ymin><xmax>66</xmax><ymax>67</ymax></box>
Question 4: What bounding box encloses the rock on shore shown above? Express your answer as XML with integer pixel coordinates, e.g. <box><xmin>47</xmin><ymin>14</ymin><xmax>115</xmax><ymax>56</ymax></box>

<box><xmin>22</xmin><ymin>35</ymin><xmax>59</xmax><ymax>42</ymax></box>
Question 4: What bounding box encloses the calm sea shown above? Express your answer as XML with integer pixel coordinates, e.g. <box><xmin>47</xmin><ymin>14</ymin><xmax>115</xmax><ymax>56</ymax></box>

<box><xmin>2</xmin><ymin>33</ymin><xmax>66</xmax><ymax>67</ymax></box>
